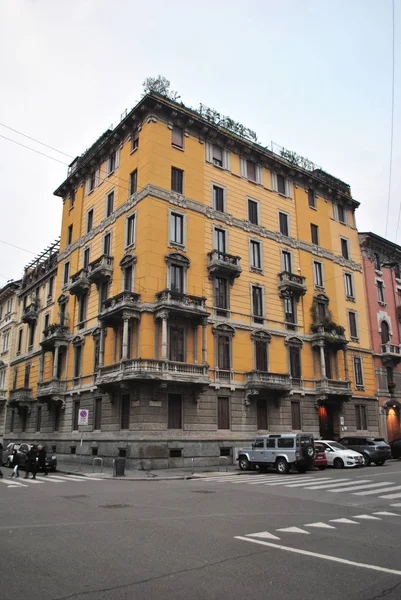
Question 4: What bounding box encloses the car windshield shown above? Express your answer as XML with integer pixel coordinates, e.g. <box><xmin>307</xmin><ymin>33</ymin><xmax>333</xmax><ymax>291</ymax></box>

<box><xmin>328</xmin><ymin>442</ymin><xmax>346</xmax><ymax>450</ymax></box>
<box><xmin>314</xmin><ymin>444</ymin><xmax>325</xmax><ymax>452</ymax></box>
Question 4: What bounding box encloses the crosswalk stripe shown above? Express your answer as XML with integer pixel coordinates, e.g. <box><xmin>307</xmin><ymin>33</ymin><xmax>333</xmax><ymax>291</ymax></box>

<box><xmin>379</xmin><ymin>492</ymin><xmax>401</xmax><ymax>499</ymax></box>
<box><xmin>20</xmin><ymin>478</ymin><xmax>43</xmax><ymax>484</ymax></box>
<box><xmin>353</xmin><ymin>514</ymin><xmax>382</xmax><ymax>520</ymax></box>
<box><xmin>354</xmin><ymin>485</ymin><xmax>401</xmax><ymax>496</ymax></box>
<box><xmin>247</xmin><ymin>531</ymin><xmax>281</xmax><ymax>540</ymax></box>
<box><xmin>265</xmin><ymin>477</ymin><xmax>317</xmax><ymax>487</ymax></box>
<box><xmin>305</xmin><ymin>522</ymin><xmax>336</xmax><ymax>529</ymax></box>
<box><xmin>0</xmin><ymin>479</ymin><xmax>27</xmax><ymax>487</ymax></box>
<box><xmin>36</xmin><ymin>476</ymin><xmax>67</xmax><ymax>483</ymax></box>
<box><xmin>277</xmin><ymin>526</ymin><xmax>310</xmax><ymax>534</ymax></box>
<box><xmin>373</xmin><ymin>511</ymin><xmax>400</xmax><ymax>516</ymax></box>
<box><xmin>330</xmin><ymin>518</ymin><xmax>359</xmax><ymax>524</ymax></box>
<box><xmin>302</xmin><ymin>479</ymin><xmax>354</xmax><ymax>490</ymax></box>
<box><xmin>390</xmin><ymin>503</ymin><xmax>401</xmax><ymax>507</ymax></box>
<box><xmin>285</xmin><ymin>477</ymin><xmax>335</xmax><ymax>488</ymax></box>
<box><xmin>329</xmin><ymin>482</ymin><xmax>394</xmax><ymax>493</ymax></box>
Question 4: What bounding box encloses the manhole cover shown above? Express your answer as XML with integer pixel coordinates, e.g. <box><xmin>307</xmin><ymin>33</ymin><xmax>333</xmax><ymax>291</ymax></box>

<box><xmin>190</xmin><ymin>490</ymin><xmax>216</xmax><ymax>494</ymax></box>
<box><xmin>100</xmin><ymin>504</ymin><xmax>132</xmax><ymax>509</ymax></box>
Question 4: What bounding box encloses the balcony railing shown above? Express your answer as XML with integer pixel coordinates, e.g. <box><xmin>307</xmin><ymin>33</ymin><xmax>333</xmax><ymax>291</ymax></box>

<box><xmin>97</xmin><ymin>358</ymin><xmax>209</xmax><ymax>387</ymax></box>
<box><xmin>278</xmin><ymin>271</ymin><xmax>307</xmax><ymax>298</ymax></box>
<box><xmin>207</xmin><ymin>250</ymin><xmax>242</xmax><ymax>282</ymax></box>
<box><xmin>9</xmin><ymin>387</ymin><xmax>33</xmax><ymax>405</ymax></box>
<box><xmin>41</xmin><ymin>324</ymin><xmax>70</xmax><ymax>350</ymax></box>
<box><xmin>68</xmin><ymin>268</ymin><xmax>90</xmax><ymax>296</ymax></box>
<box><xmin>22</xmin><ymin>301</ymin><xmax>40</xmax><ymax>324</ymax></box>
<box><xmin>87</xmin><ymin>254</ymin><xmax>113</xmax><ymax>284</ymax></box>
<box><xmin>99</xmin><ymin>291</ymin><xmax>141</xmax><ymax>324</ymax></box>
<box><xmin>37</xmin><ymin>379</ymin><xmax>67</xmax><ymax>399</ymax></box>
<box><xmin>380</xmin><ymin>343</ymin><xmax>401</xmax><ymax>358</ymax></box>
<box><xmin>155</xmin><ymin>289</ymin><xmax>208</xmax><ymax>318</ymax></box>
<box><xmin>245</xmin><ymin>370</ymin><xmax>292</xmax><ymax>392</ymax></box>
<box><xmin>315</xmin><ymin>379</ymin><xmax>352</xmax><ymax>396</ymax></box>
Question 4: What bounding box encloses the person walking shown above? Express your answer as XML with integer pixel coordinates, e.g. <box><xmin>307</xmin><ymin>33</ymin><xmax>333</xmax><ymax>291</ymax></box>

<box><xmin>0</xmin><ymin>443</ymin><xmax>3</xmax><ymax>478</ymax></box>
<box><xmin>10</xmin><ymin>448</ymin><xmax>20</xmax><ymax>478</ymax></box>
<box><xmin>38</xmin><ymin>445</ymin><xmax>48</xmax><ymax>476</ymax></box>
<box><xmin>25</xmin><ymin>444</ymin><xmax>38</xmax><ymax>479</ymax></box>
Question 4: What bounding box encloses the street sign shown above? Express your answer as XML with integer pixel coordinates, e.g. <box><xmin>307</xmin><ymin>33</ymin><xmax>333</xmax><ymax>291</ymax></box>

<box><xmin>78</xmin><ymin>409</ymin><xmax>89</xmax><ymax>426</ymax></box>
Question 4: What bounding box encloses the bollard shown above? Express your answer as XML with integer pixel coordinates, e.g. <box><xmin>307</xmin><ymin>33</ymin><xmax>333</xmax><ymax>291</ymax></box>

<box><xmin>92</xmin><ymin>457</ymin><xmax>103</xmax><ymax>473</ymax></box>
<box><xmin>218</xmin><ymin>456</ymin><xmax>228</xmax><ymax>472</ymax></box>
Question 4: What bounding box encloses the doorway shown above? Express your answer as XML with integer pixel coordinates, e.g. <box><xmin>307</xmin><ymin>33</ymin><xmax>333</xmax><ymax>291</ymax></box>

<box><xmin>318</xmin><ymin>404</ymin><xmax>338</xmax><ymax>439</ymax></box>
<box><xmin>386</xmin><ymin>405</ymin><xmax>400</xmax><ymax>442</ymax></box>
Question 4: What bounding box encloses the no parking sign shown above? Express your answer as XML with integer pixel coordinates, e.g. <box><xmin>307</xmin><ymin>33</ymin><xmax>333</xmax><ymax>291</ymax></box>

<box><xmin>78</xmin><ymin>409</ymin><xmax>89</xmax><ymax>426</ymax></box>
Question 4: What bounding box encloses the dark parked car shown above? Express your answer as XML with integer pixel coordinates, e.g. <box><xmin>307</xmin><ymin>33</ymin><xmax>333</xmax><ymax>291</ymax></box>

<box><xmin>314</xmin><ymin>442</ymin><xmax>328</xmax><ymax>470</ymax></box>
<box><xmin>390</xmin><ymin>438</ymin><xmax>401</xmax><ymax>459</ymax></box>
<box><xmin>339</xmin><ymin>436</ymin><xmax>391</xmax><ymax>466</ymax></box>
<box><xmin>2</xmin><ymin>442</ymin><xmax>57</xmax><ymax>472</ymax></box>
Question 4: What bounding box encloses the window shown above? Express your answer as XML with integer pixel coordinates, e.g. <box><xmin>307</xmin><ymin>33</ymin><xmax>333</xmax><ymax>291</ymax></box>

<box><xmin>246</xmin><ymin>160</ymin><xmax>256</xmax><ymax>182</ymax></box>
<box><xmin>83</xmin><ymin>247</ymin><xmax>90</xmax><ymax>270</ymax></box>
<box><xmin>311</xmin><ymin>224</ymin><xmax>319</xmax><ymax>245</ymax></box>
<box><xmin>0</xmin><ymin>369</ymin><xmax>5</xmax><ymax>390</ymax></box>
<box><xmin>170</xmin><ymin>264</ymin><xmax>184</xmax><ymax>293</ymax></box>
<box><xmin>73</xmin><ymin>401</ymin><xmax>80</xmax><ymax>430</ymax></box>
<box><xmin>36</xmin><ymin>406</ymin><xmax>41</xmax><ymax>432</ymax></box>
<box><xmin>212</xmin><ymin>185</ymin><xmax>225</xmax><ymax>212</ymax></box>
<box><xmin>284</xmin><ymin>296</ymin><xmax>296</xmax><ymax>327</ymax></box>
<box><xmin>341</xmin><ymin>238</ymin><xmax>349</xmax><ymax>260</ymax></box>
<box><xmin>2</xmin><ymin>331</ymin><xmax>9</xmax><ymax>352</ymax></box>
<box><xmin>171</xmin><ymin>167</ymin><xmax>184</xmax><ymax>194</ymax></box>
<box><xmin>282</xmin><ymin>250</ymin><xmax>292</xmax><ymax>273</ymax></box>
<box><xmin>54</xmin><ymin>404</ymin><xmax>61</xmax><ymax>431</ymax></box>
<box><xmin>217</xmin><ymin>336</ymin><xmax>231</xmax><ymax>370</ymax></box>
<box><xmin>214</xmin><ymin>277</ymin><xmax>228</xmax><ymax>315</ymax></box>
<box><xmin>74</xmin><ymin>345</ymin><xmax>82</xmax><ymax>378</ymax></box>
<box><xmin>170</xmin><ymin>212</ymin><xmax>184</xmax><ymax>245</ymax></box>
<box><xmin>336</xmin><ymin>203</ymin><xmax>347</xmax><ymax>224</ymax></box>
<box><xmin>353</xmin><ymin>357</ymin><xmax>364</xmax><ymax>387</ymax></box>
<box><xmin>355</xmin><ymin>405</ymin><xmax>367</xmax><ymax>430</ymax></box>
<box><xmin>99</xmin><ymin>281</ymin><xmax>109</xmax><ymax>306</ymax></box>
<box><xmin>374</xmin><ymin>253</ymin><xmax>381</xmax><ymax>271</ymax></box>
<box><xmin>28</xmin><ymin>324</ymin><xmax>35</xmax><ymax>348</ymax></box>
<box><xmin>59</xmin><ymin>301</ymin><xmax>67</xmax><ymax>326</ymax></box>
<box><xmin>103</xmin><ymin>232</ymin><xmax>111</xmax><ymax>256</ymax></box>
<box><xmin>108</xmin><ymin>152</ymin><xmax>116</xmax><ymax>174</ymax></box>
<box><xmin>279</xmin><ymin>212</ymin><xmax>289</xmax><ymax>236</ymax></box>
<box><xmin>252</xmin><ymin>286</ymin><xmax>264</xmax><ymax>324</ymax></box>
<box><xmin>218</xmin><ymin>397</ymin><xmax>230</xmax><ymax>429</ymax></box>
<box><xmin>12</xmin><ymin>367</ymin><xmax>18</xmax><ymax>389</ymax></box>
<box><xmin>6</xmin><ymin>298</ymin><xmax>12</xmax><ymax>314</ymax></box>
<box><xmin>131</xmin><ymin>129</ymin><xmax>139</xmax><ymax>151</ymax></box>
<box><xmin>348</xmin><ymin>312</ymin><xmax>358</xmax><ymax>339</ymax></box>
<box><xmin>121</xmin><ymin>394</ymin><xmax>130</xmax><ymax>430</ymax></box>
<box><xmin>324</xmin><ymin>347</ymin><xmax>332</xmax><ymax>379</ymax></box>
<box><xmin>106</xmin><ymin>191</ymin><xmax>114</xmax><ymax>217</ymax></box>
<box><xmin>377</xmin><ymin>280</ymin><xmax>385</xmax><ymax>303</ymax></box>
<box><xmin>44</xmin><ymin>313</ymin><xmax>50</xmax><ymax>334</ymax></box>
<box><xmin>94</xmin><ymin>398</ymin><xmax>102</xmax><ymax>430</ymax></box>
<box><xmin>88</xmin><ymin>172</ymin><xmax>96</xmax><ymax>193</ymax></box>
<box><xmin>255</xmin><ymin>340</ymin><xmax>268</xmax><ymax>371</ymax></box>
<box><xmin>212</xmin><ymin>145</ymin><xmax>223</xmax><ymax>167</ymax></box>
<box><xmin>17</xmin><ymin>329</ymin><xmax>23</xmax><ymax>354</ymax></box>
<box><xmin>257</xmin><ymin>399</ymin><xmax>268</xmax><ymax>430</ymax></box>
<box><xmin>395</xmin><ymin>263</ymin><xmax>401</xmax><ymax>279</ymax></box>
<box><xmin>78</xmin><ymin>294</ymin><xmax>87</xmax><ymax>325</ymax></box>
<box><xmin>308</xmin><ymin>189</ymin><xmax>316</xmax><ymax>208</ymax></box>
<box><xmin>123</xmin><ymin>265</ymin><xmax>133</xmax><ymax>292</ymax></box>
<box><xmin>168</xmin><ymin>394</ymin><xmax>182</xmax><ymax>429</ymax></box>
<box><xmin>313</xmin><ymin>261</ymin><xmax>324</xmax><ymax>288</ymax></box>
<box><xmin>291</xmin><ymin>401</ymin><xmax>301</xmax><ymax>430</ymax></box>
<box><xmin>169</xmin><ymin>327</ymin><xmax>185</xmax><ymax>362</ymax></box>
<box><xmin>214</xmin><ymin>228</ymin><xmax>226</xmax><ymax>254</ymax></box>
<box><xmin>277</xmin><ymin>174</ymin><xmax>286</xmax><ymax>195</ymax></box>
<box><xmin>126</xmin><ymin>213</ymin><xmax>136</xmax><ymax>248</ymax></box>
<box><xmin>24</xmin><ymin>364</ymin><xmax>31</xmax><ymax>388</ymax></box>
<box><xmin>69</xmin><ymin>190</ymin><xmax>75</xmax><ymax>209</ymax></box>
<box><xmin>86</xmin><ymin>208</ymin><xmax>94</xmax><ymax>233</ymax></box>
<box><xmin>63</xmin><ymin>262</ymin><xmax>70</xmax><ymax>286</ymax></box>
<box><xmin>129</xmin><ymin>169</ymin><xmax>137</xmax><ymax>195</ymax></box>
<box><xmin>250</xmin><ymin>240</ymin><xmax>262</xmax><ymax>270</ymax></box>
<box><xmin>67</xmin><ymin>225</ymin><xmax>73</xmax><ymax>245</ymax></box>
<box><xmin>248</xmin><ymin>199</ymin><xmax>259</xmax><ymax>225</ymax></box>
<box><xmin>172</xmin><ymin>126</ymin><xmax>184</xmax><ymax>148</ymax></box>
<box><xmin>381</xmin><ymin>320</ymin><xmax>390</xmax><ymax>344</ymax></box>
<box><xmin>48</xmin><ymin>276</ymin><xmax>54</xmax><ymax>299</ymax></box>
<box><xmin>344</xmin><ymin>272</ymin><xmax>354</xmax><ymax>298</ymax></box>
<box><xmin>289</xmin><ymin>346</ymin><xmax>301</xmax><ymax>378</ymax></box>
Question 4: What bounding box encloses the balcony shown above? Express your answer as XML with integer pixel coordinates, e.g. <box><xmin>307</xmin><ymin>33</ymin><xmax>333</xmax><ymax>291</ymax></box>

<box><xmin>97</xmin><ymin>358</ymin><xmax>210</xmax><ymax>389</ymax></box>
<box><xmin>155</xmin><ymin>289</ymin><xmax>208</xmax><ymax>321</ymax></box>
<box><xmin>380</xmin><ymin>343</ymin><xmax>401</xmax><ymax>364</ymax></box>
<box><xmin>68</xmin><ymin>268</ymin><xmax>90</xmax><ymax>296</ymax></box>
<box><xmin>310</xmin><ymin>323</ymin><xmax>347</xmax><ymax>349</ymax></box>
<box><xmin>87</xmin><ymin>254</ymin><xmax>113</xmax><ymax>285</ymax></box>
<box><xmin>207</xmin><ymin>250</ymin><xmax>242</xmax><ymax>282</ymax></box>
<box><xmin>41</xmin><ymin>324</ymin><xmax>70</xmax><ymax>350</ymax></box>
<box><xmin>9</xmin><ymin>387</ymin><xmax>33</xmax><ymax>410</ymax></box>
<box><xmin>245</xmin><ymin>371</ymin><xmax>292</xmax><ymax>394</ymax></box>
<box><xmin>278</xmin><ymin>271</ymin><xmax>307</xmax><ymax>298</ymax></box>
<box><xmin>37</xmin><ymin>379</ymin><xmax>66</xmax><ymax>402</ymax></box>
<box><xmin>315</xmin><ymin>379</ymin><xmax>352</xmax><ymax>398</ymax></box>
<box><xmin>22</xmin><ymin>301</ymin><xmax>40</xmax><ymax>324</ymax></box>
<box><xmin>99</xmin><ymin>291</ymin><xmax>141</xmax><ymax>326</ymax></box>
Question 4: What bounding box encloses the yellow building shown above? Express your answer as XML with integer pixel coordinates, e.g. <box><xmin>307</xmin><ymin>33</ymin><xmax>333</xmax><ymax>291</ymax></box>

<box><xmin>4</xmin><ymin>92</ymin><xmax>377</xmax><ymax>467</ymax></box>
<box><xmin>0</xmin><ymin>280</ymin><xmax>21</xmax><ymax>437</ymax></box>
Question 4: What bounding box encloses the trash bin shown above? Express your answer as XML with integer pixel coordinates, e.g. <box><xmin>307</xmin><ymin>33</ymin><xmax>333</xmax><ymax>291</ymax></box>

<box><xmin>113</xmin><ymin>458</ymin><xmax>125</xmax><ymax>477</ymax></box>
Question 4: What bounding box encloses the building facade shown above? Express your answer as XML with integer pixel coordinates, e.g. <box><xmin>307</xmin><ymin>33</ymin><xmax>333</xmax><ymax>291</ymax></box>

<box><xmin>359</xmin><ymin>232</ymin><xmax>401</xmax><ymax>441</ymax></box>
<box><xmin>4</xmin><ymin>93</ymin><xmax>378</xmax><ymax>467</ymax></box>
<box><xmin>0</xmin><ymin>280</ymin><xmax>20</xmax><ymax>438</ymax></box>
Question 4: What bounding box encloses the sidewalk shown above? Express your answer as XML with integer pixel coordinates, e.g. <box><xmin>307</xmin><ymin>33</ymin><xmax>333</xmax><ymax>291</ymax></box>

<box><xmin>56</xmin><ymin>459</ymin><xmax>245</xmax><ymax>481</ymax></box>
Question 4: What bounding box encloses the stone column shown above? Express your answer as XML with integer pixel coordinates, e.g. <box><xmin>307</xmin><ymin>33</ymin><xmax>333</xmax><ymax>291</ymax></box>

<box><xmin>193</xmin><ymin>325</ymin><xmax>198</xmax><ymax>363</ymax></box>
<box><xmin>38</xmin><ymin>352</ymin><xmax>45</xmax><ymax>383</ymax></box>
<box><xmin>161</xmin><ymin>313</ymin><xmax>168</xmax><ymax>360</ymax></box>
<box><xmin>202</xmin><ymin>318</ymin><xmax>208</xmax><ymax>364</ymax></box>
<box><xmin>99</xmin><ymin>327</ymin><xmax>106</xmax><ymax>368</ymax></box>
<box><xmin>319</xmin><ymin>342</ymin><xmax>326</xmax><ymax>379</ymax></box>
<box><xmin>122</xmin><ymin>316</ymin><xmax>129</xmax><ymax>360</ymax></box>
<box><xmin>52</xmin><ymin>345</ymin><xmax>60</xmax><ymax>379</ymax></box>
<box><xmin>343</xmin><ymin>347</ymin><xmax>349</xmax><ymax>380</ymax></box>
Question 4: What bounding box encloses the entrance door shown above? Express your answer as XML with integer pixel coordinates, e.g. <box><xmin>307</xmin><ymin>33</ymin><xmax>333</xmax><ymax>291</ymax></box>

<box><xmin>319</xmin><ymin>405</ymin><xmax>335</xmax><ymax>439</ymax></box>
<box><xmin>386</xmin><ymin>406</ymin><xmax>401</xmax><ymax>442</ymax></box>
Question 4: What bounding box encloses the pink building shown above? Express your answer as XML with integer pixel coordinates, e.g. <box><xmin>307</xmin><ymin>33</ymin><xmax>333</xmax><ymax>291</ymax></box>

<box><xmin>359</xmin><ymin>232</ymin><xmax>401</xmax><ymax>441</ymax></box>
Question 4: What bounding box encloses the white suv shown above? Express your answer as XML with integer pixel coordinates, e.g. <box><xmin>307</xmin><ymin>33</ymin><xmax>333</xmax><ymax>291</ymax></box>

<box><xmin>319</xmin><ymin>440</ymin><xmax>364</xmax><ymax>468</ymax></box>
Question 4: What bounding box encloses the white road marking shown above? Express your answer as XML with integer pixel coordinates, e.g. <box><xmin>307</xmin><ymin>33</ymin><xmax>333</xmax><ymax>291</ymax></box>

<box><xmin>354</xmin><ymin>485</ymin><xmax>401</xmax><ymax>496</ymax></box>
<box><xmin>0</xmin><ymin>479</ymin><xmax>28</xmax><ymax>487</ymax></box>
<box><xmin>234</xmin><ymin>536</ymin><xmax>401</xmax><ymax>576</ymax></box>
<box><xmin>373</xmin><ymin>511</ymin><xmax>400</xmax><ymax>516</ymax></box>
<box><xmin>330</xmin><ymin>518</ymin><xmax>359</xmax><ymax>524</ymax></box>
<box><xmin>36</xmin><ymin>477</ymin><xmax>67</xmax><ymax>483</ymax></box>
<box><xmin>353</xmin><ymin>514</ymin><xmax>382</xmax><ymax>520</ymax></box>
<box><xmin>302</xmin><ymin>479</ymin><xmax>355</xmax><ymax>490</ymax></box>
<box><xmin>390</xmin><ymin>503</ymin><xmax>401</xmax><ymax>507</ymax></box>
<box><xmin>380</xmin><ymin>492</ymin><xmax>401</xmax><ymax>499</ymax></box>
<box><xmin>20</xmin><ymin>478</ymin><xmax>43</xmax><ymax>484</ymax></box>
<box><xmin>247</xmin><ymin>531</ymin><xmax>281</xmax><ymax>540</ymax></box>
<box><xmin>276</xmin><ymin>526</ymin><xmax>310</xmax><ymax>534</ymax></box>
<box><xmin>7</xmin><ymin>485</ymin><xmax>23</xmax><ymax>488</ymax></box>
<box><xmin>265</xmin><ymin>477</ymin><xmax>317</xmax><ymax>487</ymax></box>
<box><xmin>304</xmin><ymin>522</ymin><xmax>336</xmax><ymax>529</ymax></box>
<box><xmin>329</xmin><ymin>481</ymin><xmax>394</xmax><ymax>493</ymax></box>
<box><xmin>284</xmin><ymin>478</ymin><xmax>335</xmax><ymax>488</ymax></box>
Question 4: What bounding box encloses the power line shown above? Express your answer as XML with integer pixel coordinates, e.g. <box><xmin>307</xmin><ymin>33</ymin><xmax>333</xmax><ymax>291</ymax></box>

<box><xmin>0</xmin><ymin>133</ymin><xmax>69</xmax><ymax>166</ymax></box>
<box><xmin>0</xmin><ymin>122</ymin><xmax>74</xmax><ymax>158</ymax></box>
<box><xmin>0</xmin><ymin>238</ymin><xmax>38</xmax><ymax>256</ymax></box>
<box><xmin>386</xmin><ymin>0</ymin><xmax>396</xmax><ymax>239</ymax></box>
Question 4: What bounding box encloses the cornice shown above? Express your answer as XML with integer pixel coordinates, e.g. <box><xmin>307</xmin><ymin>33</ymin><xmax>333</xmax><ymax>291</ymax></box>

<box><xmin>58</xmin><ymin>184</ymin><xmax>363</xmax><ymax>274</ymax></box>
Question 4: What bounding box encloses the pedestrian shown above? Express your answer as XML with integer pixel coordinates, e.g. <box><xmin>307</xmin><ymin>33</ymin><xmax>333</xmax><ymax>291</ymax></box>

<box><xmin>0</xmin><ymin>443</ymin><xmax>3</xmax><ymax>478</ymax></box>
<box><xmin>38</xmin><ymin>445</ymin><xmax>48</xmax><ymax>476</ymax></box>
<box><xmin>10</xmin><ymin>448</ymin><xmax>19</xmax><ymax>478</ymax></box>
<box><xmin>25</xmin><ymin>444</ymin><xmax>38</xmax><ymax>479</ymax></box>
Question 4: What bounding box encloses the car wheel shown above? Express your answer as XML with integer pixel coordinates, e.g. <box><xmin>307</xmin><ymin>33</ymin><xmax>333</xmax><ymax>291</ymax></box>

<box><xmin>276</xmin><ymin>458</ymin><xmax>290</xmax><ymax>474</ymax></box>
<box><xmin>318</xmin><ymin>466</ymin><xmax>326</xmax><ymax>470</ymax></box>
<box><xmin>374</xmin><ymin>460</ymin><xmax>385</xmax><ymax>466</ymax></box>
<box><xmin>6</xmin><ymin>458</ymin><xmax>12</xmax><ymax>468</ymax></box>
<box><xmin>238</xmin><ymin>456</ymin><xmax>250</xmax><ymax>471</ymax></box>
<box><xmin>333</xmin><ymin>458</ymin><xmax>344</xmax><ymax>469</ymax></box>
<box><xmin>362</xmin><ymin>453</ymin><xmax>371</xmax><ymax>466</ymax></box>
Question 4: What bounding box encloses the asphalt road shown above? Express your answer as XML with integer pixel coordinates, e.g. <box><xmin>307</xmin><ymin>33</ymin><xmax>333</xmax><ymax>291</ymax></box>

<box><xmin>2</xmin><ymin>463</ymin><xmax>401</xmax><ymax>600</ymax></box>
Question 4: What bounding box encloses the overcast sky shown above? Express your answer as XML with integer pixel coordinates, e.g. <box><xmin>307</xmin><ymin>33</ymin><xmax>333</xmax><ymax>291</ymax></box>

<box><xmin>0</xmin><ymin>0</ymin><xmax>399</xmax><ymax>285</ymax></box>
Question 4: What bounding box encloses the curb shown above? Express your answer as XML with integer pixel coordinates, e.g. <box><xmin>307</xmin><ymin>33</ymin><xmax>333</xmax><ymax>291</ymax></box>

<box><xmin>56</xmin><ymin>468</ymin><xmax>246</xmax><ymax>481</ymax></box>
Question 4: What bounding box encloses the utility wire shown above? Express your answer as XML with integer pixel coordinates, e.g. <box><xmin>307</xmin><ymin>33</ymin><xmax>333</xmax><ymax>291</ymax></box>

<box><xmin>0</xmin><ymin>133</ymin><xmax>69</xmax><ymax>166</ymax></box>
<box><xmin>0</xmin><ymin>122</ymin><xmax>74</xmax><ymax>158</ymax></box>
<box><xmin>0</xmin><ymin>238</ymin><xmax>38</xmax><ymax>256</ymax></box>
<box><xmin>386</xmin><ymin>0</ymin><xmax>396</xmax><ymax>238</ymax></box>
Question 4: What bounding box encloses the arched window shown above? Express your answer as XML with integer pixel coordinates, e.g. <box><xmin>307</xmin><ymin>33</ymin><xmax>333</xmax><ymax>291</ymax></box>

<box><xmin>381</xmin><ymin>321</ymin><xmax>390</xmax><ymax>344</ymax></box>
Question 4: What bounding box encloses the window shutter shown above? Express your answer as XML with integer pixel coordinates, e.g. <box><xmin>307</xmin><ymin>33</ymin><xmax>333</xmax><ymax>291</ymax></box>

<box><xmin>85</xmin><ymin>177</ymin><xmax>90</xmax><ymax>195</ymax></box>
<box><xmin>240</xmin><ymin>157</ymin><xmax>247</xmax><ymax>178</ymax></box>
<box><xmin>95</xmin><ymin>168</ymin><xmax>100</xmax><ymax>187</ymax></box>
<box><xmin>333</xmin><ymin>203</ymin><xmax>338</xmax><ymax>220</ymax></box>
<box><xmin>104</xmin><ymin>159</ymin><xmax>110</xmax><ymax>178</ymax></box>
<box><xmin>115</xmin><ymin>148</ymin><xmax>120</xmax><ymax>169</ymax></box>
<box><xmin>286</xmin><ymin>179</ymin><xmax>293</xmax><ymax>198</ymax></box>
<box><xmin>256</xmin><ymin>165</ymin><xmax>262</xmax><ymax>185</ymax></box>
<box><xmin>223</xmin><ymin>149</ymin><xmax>230</xmax><ymax>170</ymax></box>
<box><xmin>271</xmin><ymin>172</ymin><xmax>278</xmax><ymax>192</ymax></box>
<box><xmin>205</xmin><ymin>142</ymin><xmax>213</xmax><ymax>163</ymax></box>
